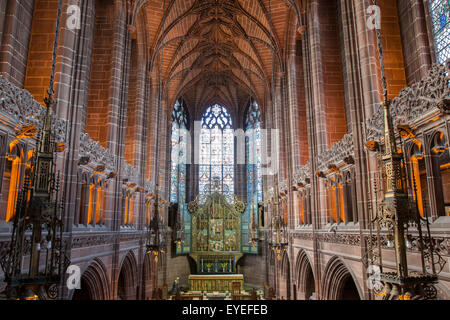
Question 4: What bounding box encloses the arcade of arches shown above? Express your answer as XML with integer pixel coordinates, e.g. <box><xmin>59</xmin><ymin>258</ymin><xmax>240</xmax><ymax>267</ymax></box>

<box><xmin>0</xmin><ymin>0</ymin><xmax>449</xmax><ymax>300</ymax></box>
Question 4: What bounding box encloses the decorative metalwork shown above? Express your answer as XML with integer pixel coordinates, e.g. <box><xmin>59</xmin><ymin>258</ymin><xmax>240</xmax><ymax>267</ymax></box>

<box><xmin>188</xmin><ymin>192</ymin><xmax>245</xmax><ymax>274</ymax></box>
<box><xmin>0</xmin><ymin>75</ymin><xmax>67</xmax><ymax>143</ymax></box>
<box><xmin>169</xmin><ymin>99</ymin><xmax>189</xmax><ymax>249</ymax></box>
<box><xmin>365</xmin><ymin>61</ymin><xmax>450</xmax><ymax>144</ymax></box>
<box><xmin>266</xmin><ymin>0</ymin><xmax>288</xmax><ymax>261</ymax></box>
<box><xmin>0</xmin><ymin>0</ymin><xmax>69</xmax><ymax>300</ymax></box>
<box><xmin>146</xmin><ymin>186</ymin><xmax>166</xmax><ymax>263</ymax></box>
<box><xmin>317</xmin><ymin>133</ymin><xmax>354</xmax><ymax>173</ymax></box>
<box><xmin>366</xmin><ymin>1</ymin><xmax>439</xmax><ymax>300</ymax></box>
<box><xmin>268</xmin><ymin>179</ymin><xmax>288</xmax><ymax>261</ymax></box>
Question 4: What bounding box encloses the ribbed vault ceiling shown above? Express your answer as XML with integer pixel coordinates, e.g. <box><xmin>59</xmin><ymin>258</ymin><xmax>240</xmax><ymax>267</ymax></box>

<box><xmin>138</xmin><ymin>0</ymin><xmax>301</xmax><ymax>119</ymax></box>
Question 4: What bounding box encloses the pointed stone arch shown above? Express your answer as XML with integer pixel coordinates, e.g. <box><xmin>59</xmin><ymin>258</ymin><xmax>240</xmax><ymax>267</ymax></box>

<box><xmin>321</xmin><ymin>256</ymin><xmax>362</xmax><ymax>300</ymax></box>
<box><xmin>143</xmin><ymin>252</ymin><xmax>158</xmax><ymax>300</ymax></box>
<box><xmin>71</xmin><ymin>258</ymin><xmax>111</xmax><ymax>300</ymax></box>
<box><xmin>295</xmin><ymin>249</ymin><xmax>315</xmax><ymax>300</ymax></box>
<box><xmin>277</xmin><ymin>251</ymin><xmax>291</xmax><ymax>299</ymax></box>
<box><xmin>117</xmin><ymin>250</ymin><xmax>138</xmax><ymax>300</ymax></box>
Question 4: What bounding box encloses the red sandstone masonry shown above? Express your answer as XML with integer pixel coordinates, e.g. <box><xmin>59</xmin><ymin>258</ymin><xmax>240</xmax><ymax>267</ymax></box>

<box><xmin>0</xmin><ymin>0</ymin><xmax>34</xmax><ymax>88</ymax></box>
<box><xmin>296</xmin><ymin>40</ymin><xmax>309</xmax><ymax>166</ymax></box>
<box><xmin>24</xmin><ymin>0</ymin><xmax>58</xmax><ymax>105</ymax></box>
<box><xmin>378</xmin><ymin>0</ymin><xmax>407</xmax><ymax>99</ymax></box>
<box><xmin>319</xmin><ymin>0</ymin><xmax>347</xmax><ymax>147</ymax></box>
<box><xmin>86</xmin><ymin>0</ymin><xmax>114</xmax><ymax>148</ymax></box>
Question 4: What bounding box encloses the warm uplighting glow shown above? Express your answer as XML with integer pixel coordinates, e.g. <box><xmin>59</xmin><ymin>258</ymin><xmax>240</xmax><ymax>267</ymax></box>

<box><xmin>124</xmin><ymin>196</ymin><xmax>129</xmax><ymax>225</ymax></box>
<box><xmin>338</xmin><ymin>184</ymin><xmax>345</xmax><ymax>223</ymax></box>
<box><xmin>87</xmin><ymin>184</ymin><xmax>95</xmax><ymax>224</ymax></box>
<box><xmin>95</xmin><ymin>187</ymin><xmax>102</xmax><ymax>224</ymax></box>
<box><xmin>411</xmin><ymin>156</ymin><xmax>424</xmax><ymax>217</ymax></box>
<box><xmin>129</xmin><ymin>197</ymin><xmax>134</xmax><ymax>225</ymax></box>
<box><xmin>329</xmin><ymin>185</ymin><xmax>337</xmax><ymax>223</ymax></box>
<box><xmin>6</xmin><ymin>156</ymin><xmax>21</xmax><ymax>222</ymax></box>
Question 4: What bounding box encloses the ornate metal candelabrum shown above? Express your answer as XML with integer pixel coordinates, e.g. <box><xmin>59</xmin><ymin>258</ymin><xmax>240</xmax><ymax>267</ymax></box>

<box><xmin>0</xmin><ymin>93</ymin><xmax>68</xmax><ymax>300</ymax></box>
<box><xmin>269</xmin><ymin>179</ymin><xmax>288</xmax><ymax>261</ymax></box>
<box><xmin>0</xmin><ymin>0</ymin><xmax>69</xmax><ymax>300</ymax></box>
<box><xmin>247</xmin><ymin>176</ymin><xmax>259</xmax><ymax>248</ymax></box>
<box><xmin>173</xmin><ymin>168</ymin><xmax>184</xmax><ymax>249</ymax></box>
<box><xmin>368</xmin><ymin>101</ymin><xmax>439</xmax><ymax>300</ymax></box>
<box><xmin>365</xmin><ymin>0</ymin><xmax>440</xmax><ymax>299</ymax></box>
<box><xmin>146</xmin><ymin>186</ymin><xmax>167</xmax><ymax>262</ymax></box>
<box><xmin>173</xmin><ymin>203</ymin><xmax>185</xmax><ymax>250</ymax></box>
<box><xmin>249</xmin><ymin>198</ymin><xmax>259</xmax><ymax>248</ymax></box>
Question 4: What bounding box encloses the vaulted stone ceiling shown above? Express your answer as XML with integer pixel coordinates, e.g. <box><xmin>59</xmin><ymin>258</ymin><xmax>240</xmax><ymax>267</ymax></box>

<box><xmin>137</xmin><ymin>0</ymin><xmax>302</xmax><ymax>120</ymax></box>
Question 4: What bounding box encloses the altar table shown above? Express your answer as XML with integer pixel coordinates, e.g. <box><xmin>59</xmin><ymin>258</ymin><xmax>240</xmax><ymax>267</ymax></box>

<box><xmin>188</xmin><ymin>274</ymin><xmax>244</xmax><ymax>292</ymax></box>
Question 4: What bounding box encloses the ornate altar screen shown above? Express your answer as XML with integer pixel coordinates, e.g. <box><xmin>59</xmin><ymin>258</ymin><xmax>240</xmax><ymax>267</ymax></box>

<box><xmin>176</xmin><ymin>192</ymin><xmax>252</xmax><ymax>274</ymax></box>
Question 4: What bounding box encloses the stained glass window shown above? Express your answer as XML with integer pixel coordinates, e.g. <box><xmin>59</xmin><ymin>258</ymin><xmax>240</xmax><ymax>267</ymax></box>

<box><xmin>170</xmin><ymin>99</ymin><xmax>189</xmax><ymax>203</ymax></box>
<box><xmin>429</xmin><ymin>0</ymin><xmax>450</xmax><ymax>63</ymax></box>
<box><xmin>245</xmin><ymin>99</ymin><xmax>263</xmax><ymax>203</ymax></box>
<box><xmin>199</xmin><ymin>104</ymin><xmax>234</xmax><ymax>203</ymax></box>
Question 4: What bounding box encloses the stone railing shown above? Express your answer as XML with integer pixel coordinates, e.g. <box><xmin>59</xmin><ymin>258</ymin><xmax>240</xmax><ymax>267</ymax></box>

<box><xmin>79</xmin><ymin>132</ymin><xmax>117</xmax><ymax>173</ymax></box>
<box><xmin>121</xmin><ymin>160</ymin><xmax>141</xmax><ymax>188</ymax></box>
<box><xmin>291</xmin><ymin>62</ymin><xmax>450</xmax><ymax>185</ymax></box>
<box><xmin>0</xmin><ymin>75</ymin><xmax>67</xmax><ymax>142</ymax></box>
<box><xmin>317</xmin><ymin>133</ymin><xmax>355</xmax><ymax>173</ymax></box>
<box><xmin>79</xmin><ymin>132</ymin><xmax>156</xmax><ymax>194</ymax></box>
<box><xmin>291</xmin><ymin>133</ymin><xmax>354</xmax><ymax>189</ymax></box>
<box><xmin>366</xmin><ymin>61</ymin><xmax>450</xmax><ymax>143</ymax></box>
<box><xmin>293</xmin><ymin>161</ymin><xmax>311</xmax><ymax>187</ymax></box>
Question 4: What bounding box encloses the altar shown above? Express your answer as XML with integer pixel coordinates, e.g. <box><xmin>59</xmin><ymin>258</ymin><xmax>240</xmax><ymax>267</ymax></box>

<box><xmin>175</xmin><ymin>189</ymin><xmax>259</xmax><ymax>293</ymax></box>
<box><xmin>188</xmin><ymin>274</ymin><xmax>244</xmax><ymax>292</ymax></box>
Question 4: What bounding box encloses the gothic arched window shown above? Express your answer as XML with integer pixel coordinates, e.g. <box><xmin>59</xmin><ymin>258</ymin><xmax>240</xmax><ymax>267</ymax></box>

<box><xmin>429</xmin><ymin>0</ymin><xmax>450</xmax><ymax>63</ymax></box>
<box><xmin>245</xmin><ymin>99</ymin><xmax>263</xmax><ymax>203</ymax></box>
<box><xmin>199</xmin><ymin>104</ymin><xmax>234</xmax><ymax>203</ymax></box>
<box><xmin>170</xmin><ymin>99</ymin><xmax>189</xmax><ymax>203</ymax></box>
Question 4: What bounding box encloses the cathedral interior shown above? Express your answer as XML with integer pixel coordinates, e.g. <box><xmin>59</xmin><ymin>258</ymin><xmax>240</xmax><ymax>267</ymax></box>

<box><xmin>0</xmin><ymin>0</ymin><xmax>449</xmax><ymax>301</ymax></box>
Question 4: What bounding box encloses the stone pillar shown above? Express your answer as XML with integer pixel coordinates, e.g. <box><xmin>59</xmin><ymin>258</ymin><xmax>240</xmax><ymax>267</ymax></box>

<box><xmin>0</xmin><ymin>0</ymin><xmax>7</xmax><ymax>41</ymax></box>
<box><xmin>108</xmin><ymin>0</ymin><xmax>134</xmax><ymax>300</ymax></box>
<box><xmin>339</xmin><ymin>0</ymin><xmax>380</xmax><ymax>300</ymax></box>
<box><xmin>0</xmin><ymin>0</ymin><xmax>34</xmax><ymax>87</ymax></box>
<box><xmin>397</xmin><ymin>0</ymin><xmax>433</xmax><ymax>84</ymax></box>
